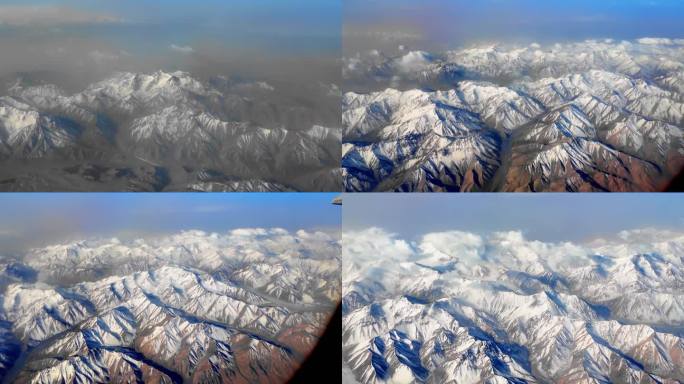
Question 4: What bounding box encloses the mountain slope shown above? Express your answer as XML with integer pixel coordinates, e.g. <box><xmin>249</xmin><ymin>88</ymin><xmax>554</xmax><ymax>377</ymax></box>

<box><xmin>0</xmin><ymin>229</ymin><xmax>341</xmax><ymax>383</ymax></box>
<box><xmin>1</xmin><ymin>71</ymin><xmax>341</xmax><ymax>191</ymax></box>
<box><xmin>343</xmin><ymin>39</ymin><xmax>684</xmax><ymax>192</ymax></box>
<box><xmin>342</xmin><ymin>228</ymin><xmax>684</xmax><ymax>383</ymax></box>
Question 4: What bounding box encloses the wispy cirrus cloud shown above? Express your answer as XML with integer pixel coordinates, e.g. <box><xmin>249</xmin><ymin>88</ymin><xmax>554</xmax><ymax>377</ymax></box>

<box><xmin>0</xmin><ymin>5</ymin><xmax>123</xmax><ymax>27</ymax></box>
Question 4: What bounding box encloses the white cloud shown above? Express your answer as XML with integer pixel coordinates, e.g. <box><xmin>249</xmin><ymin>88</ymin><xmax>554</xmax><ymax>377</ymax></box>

<box><xmin>616</xmin><ymin>227</ymin><xmax>684</xmax><ymax>242</ymax></box>
<box><xmin>591</xmin><ymin>228</ymin><xmax>684</xmax><ymax>260</ymax></box>
<box><xmin>637</xmin><ymin>37</ymin><xmax>678</xmax><ymax>46</ymax></box>
<box><xmin>343</xmin><ymin>227</ymin><xmax>413</xmax><ymax>265</ymax></box>
<box><xmin>418</xmin><ymin>231</ymin><xmax>484</xmax><ymax>265</ymax></box>
<box><xmin>254</xmin><ymin>81</ymin><xmax>274</xmax><ymax>91</ymax></box>
<box><xmin>0</xmin><ymin>5</ymin><xmax>122</xmax><ymax>27</ymax></box>
<box><xmin>229</xmin><ymin>228</ymin><xmax>269</xmax><ymax>237</ymax></box>
<box><xmin>170</xmin><ymin>44</ymin><xmax>195</xmax><ymax>54</ymax></box>
<box><xmin>344</xmin><ymin>228</ymin><xmax>684</xmax><ymax>284</ymax></box>
<box><xmin>27</xmin><ymin>228</ymin><xmax>340</xmax><ymax>278</ymax></box>
<box><xmin>346</xmin><ymin>38</ymin><xmax>684</xmax><ymax>88</ymax></box>
<box><xmin>393</xmin><ymin>50</ymin><xmax>433</xmax><ymax>73</ymax></box>
<box><xmin>342</xmin><ymin>228</ymin><xmax>434</xmax><ymax>298</ymax></box>
<box><xmin>341</xmin><ymin>227</ymin><xmax>684</xmax><ymax>308</ymax></box>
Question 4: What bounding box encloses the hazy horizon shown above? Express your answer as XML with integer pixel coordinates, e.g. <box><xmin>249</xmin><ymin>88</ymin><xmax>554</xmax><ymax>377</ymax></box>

<box><xmin>343</xmin><ymin>194</ymin><xmax>684</xmax><ymax>243</ymax></box>
<box><xmin>344</xmin><ymin>0</ymin><xmax>684</xmax><ymax>54</ymax></box>
<box><xmin>0</xmin><ymin>0</ymin><xmax>341</xmax><ymax>91</ymax></box>
<box><xmin>0</xmin><ymin>193</ymin><xmax>341</xmax><ymax>255</ymax></box>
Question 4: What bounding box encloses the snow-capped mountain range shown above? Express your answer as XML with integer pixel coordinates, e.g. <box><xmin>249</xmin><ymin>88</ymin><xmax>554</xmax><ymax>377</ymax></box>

<box><xmin>342</xmin><ymin>227</ymin><xmax>684</xmax><ymax>383</ymax></box>
<box><xmin>343</xmin><ymin>38</ymin><xmax>684</xmax><ymax>191</ymax></box>
<box><xmin>0</xmin><ymin>71</ymin><xmax>341</xmax><ymax>191</ymax></box>
<box><xmin>0</xmin><ymin>228</ymin><xmax>341</xmax><ymax>383</ymax></box>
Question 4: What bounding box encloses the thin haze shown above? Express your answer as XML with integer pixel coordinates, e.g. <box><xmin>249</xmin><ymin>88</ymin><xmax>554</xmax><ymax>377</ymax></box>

<box><xmin>344</xmin><ymin>0</ymin><xmax>684</xmax><ymax>53</ymax></box>
<box><xmin>0</xmin><ymin>0</ymin><xmax>341</xmax><ymax>91</ymax></box>
<box><xmin>343</xmin><ymin>194</ymin><xmax>684</xmax><ymax>243</ymax></box>
<box><xmin>0</xmin><ymin>193</ymin><xmax>341</xmax><ymax>254</ymax></box>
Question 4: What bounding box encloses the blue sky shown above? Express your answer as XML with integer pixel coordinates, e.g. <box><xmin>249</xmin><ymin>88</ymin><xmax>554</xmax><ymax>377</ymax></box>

<box><xmin>343</xmin><ymin>194</ymin><xmax>684</xmax><ymax>243</ymax></box>
<box><xmin>0</xmin><ymin>193</ymin><xmax>340</xmax><ymax>252</ymax></box>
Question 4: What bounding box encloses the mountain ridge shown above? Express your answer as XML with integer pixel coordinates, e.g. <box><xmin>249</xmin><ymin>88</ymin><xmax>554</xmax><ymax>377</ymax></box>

<box><xmin>343</xmin><ymin>39</ymin><xmax>684</xmax><ymax>192</ymax></box>
<box><xmin>1</xmin><ymin>70</ymin><xmax>341</xmax><ymax>191</ymax></box>
<box><xmin>342</xmin><ymin>228</ymin><xmax>684</xmax><ymax>383</ymax></box>
<box><xmin>0</xmin><ymin>229</ymin><xmax>341</xmax><ymax>383</ymax></box>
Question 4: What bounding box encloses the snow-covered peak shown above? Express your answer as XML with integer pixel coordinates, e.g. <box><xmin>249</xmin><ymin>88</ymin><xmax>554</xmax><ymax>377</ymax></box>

<box><xmin>343</xmin><ymin>38</ymin><xmax>684</xmax><ymax>192</ymax></box>
<box><xmin>0</xmin><ymin>66</ymin><xmax>341</xmax><ymax>191</ymax></box>
<box><xmin>68</xmin><ymin>70</ymin><xmax>212</xmax><ymax>115</ymax></box>
<box><xmin>85</xmin><ymin>70</ymin><xmax>207</xmax><ymax>98</ymax></box>
<box><xmin>307</xmin><ymin>124</ymin><xmax>342</xmax><ymax>141</ymax></box>
<box><xmin>0</xmin><ymin>96</ymin><xmax>80</xmax><ymax>156</ymax></box>
<box><xmin>130</xmin><ymin>105</ymin><xmax>245</xmax><ymax>141</ymax></box>
<box><xmin>0</xmin><ymin>228</ymin><xmax>340</xmax><ymax>382</ymax></box>
<box><xmin>0</xmin><ymin>97</ymin><xmax>40</xmax><ymax>137</ymax></box>
<box><xmin>343</xmin><ymin>227</ymin><xmax>684</xmax><ymax>383</ymax></box>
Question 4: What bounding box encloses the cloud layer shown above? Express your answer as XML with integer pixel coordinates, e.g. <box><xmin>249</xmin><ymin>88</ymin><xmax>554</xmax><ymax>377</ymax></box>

<box><xmin>18</xmin><ymin>228</ymin><xmax>341</xmax><ymax>287</ymax></box>
<box><xmin>344</xmin><ymin>38</ymin><xmax>684</xmax><ymax>91</ymax></box>
<box><xmin>343</xmin><ymin>227</ymin><xmax>684</xmax><ymax>297</ymax></box>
